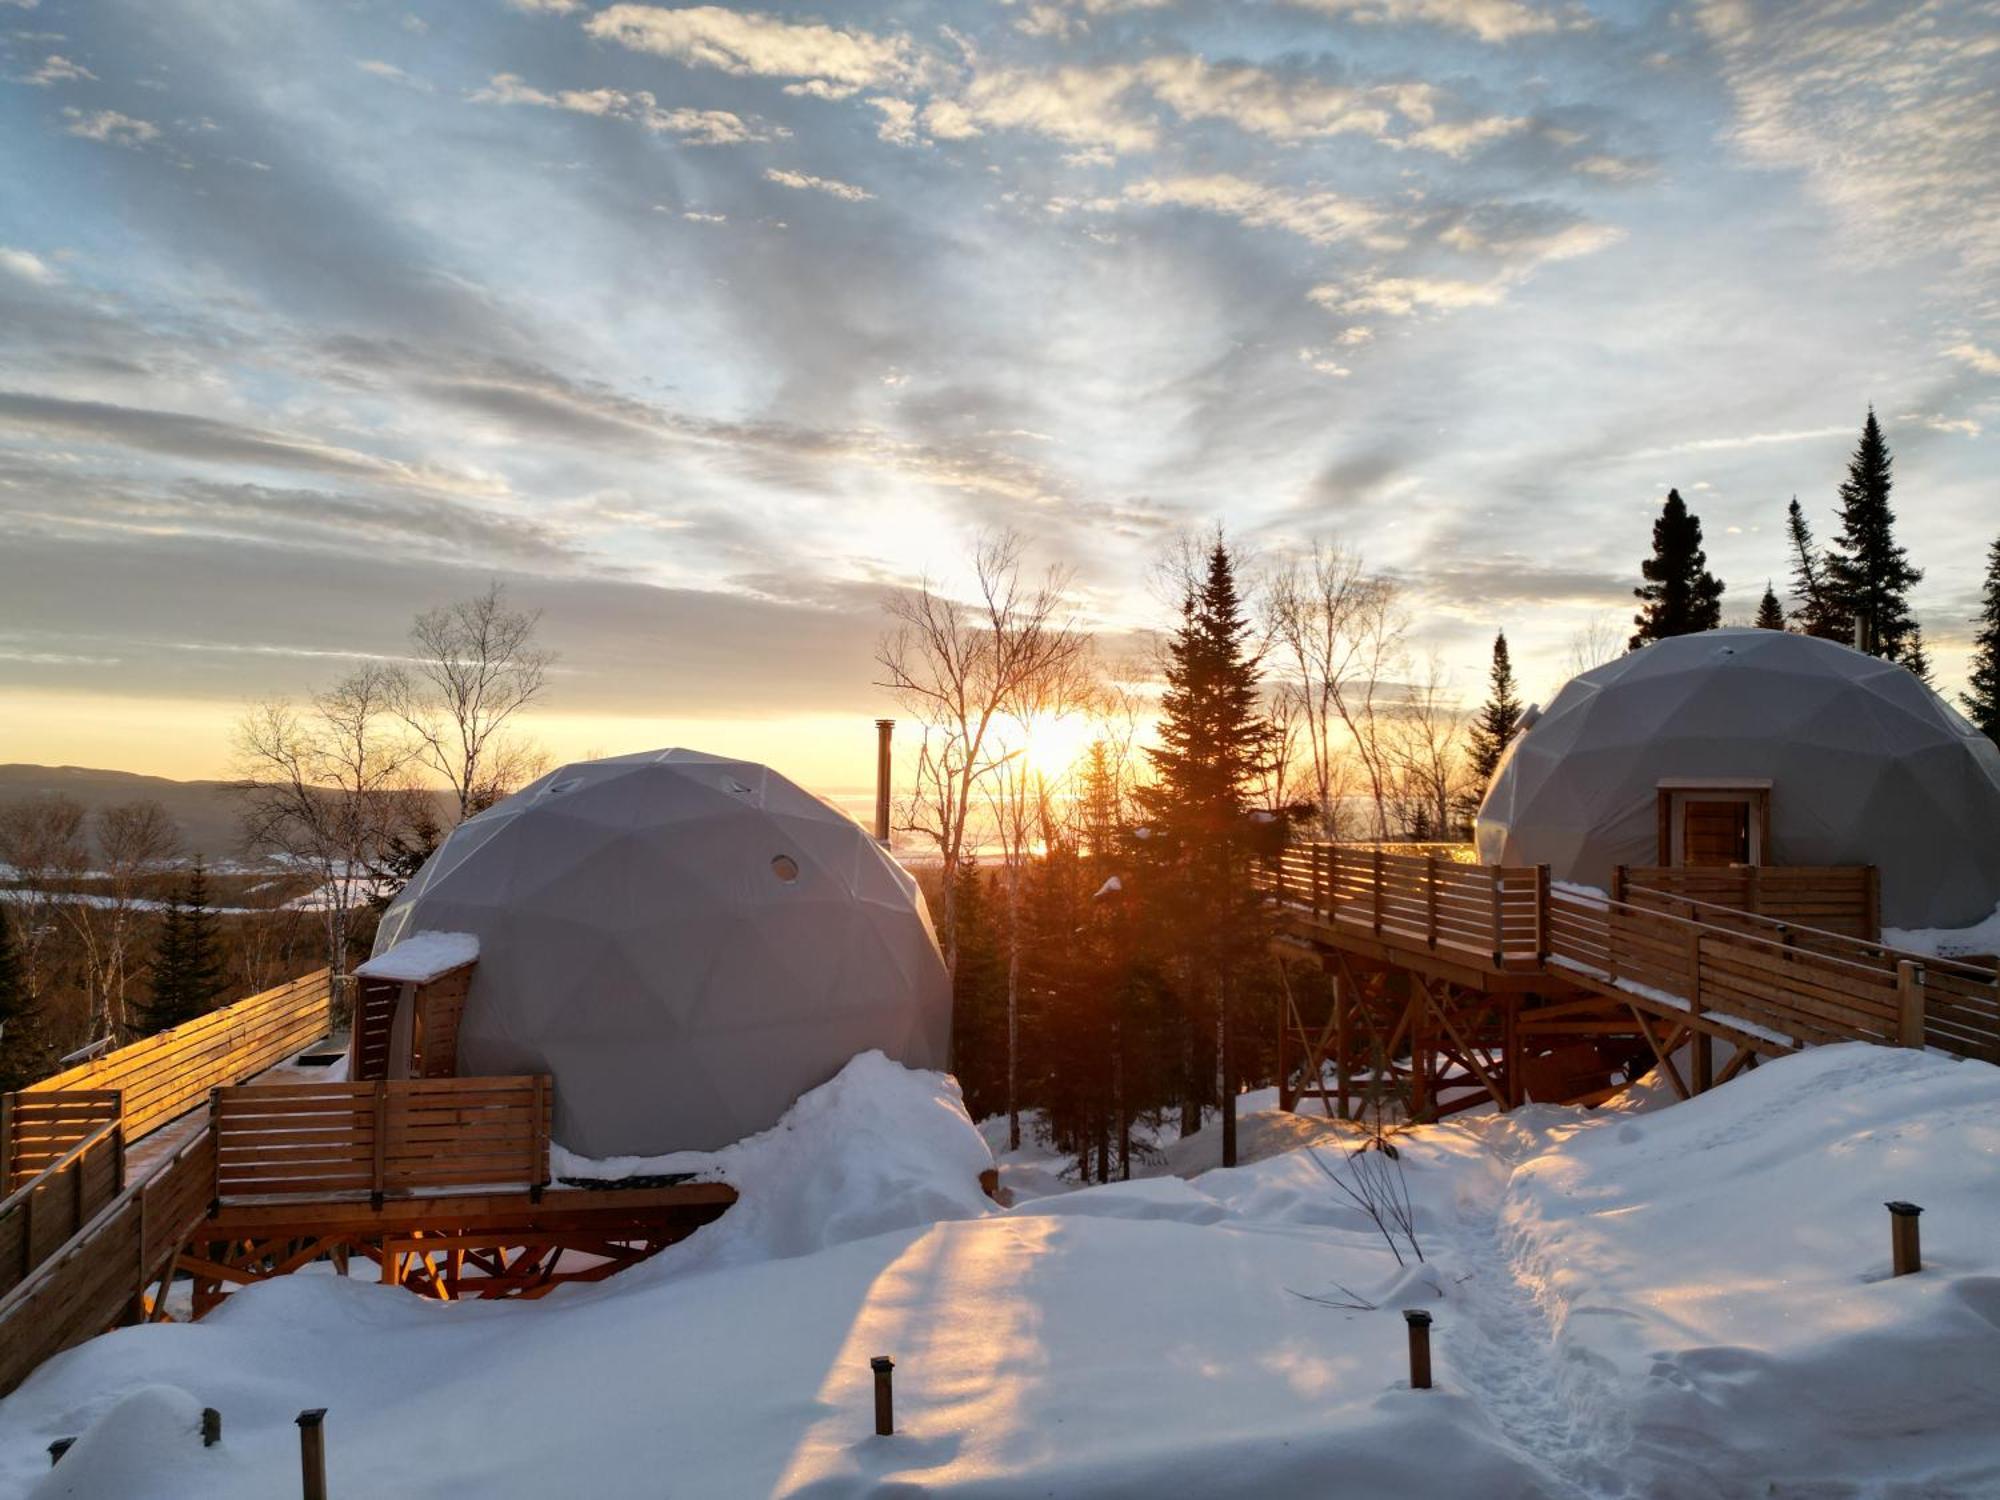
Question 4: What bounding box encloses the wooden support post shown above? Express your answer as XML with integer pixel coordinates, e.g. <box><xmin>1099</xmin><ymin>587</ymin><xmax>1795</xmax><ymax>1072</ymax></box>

<box><xmin>871</xmin><ymin>1355</ymin><xmax>895</xmax><ymax>1436</ymax></box>
<box><xmin>1614</xmin><ymin>865</ymin><xmax>1628</xmax><ymax>905</ymax></box>
<box><xmin>1316</xmin><ymin>844</ymin><xmax>1329</xmax><ymax>922</ymax></box>
<box><xmin>1404</xmin><ymin>1309</ymin><xmax>1433</xmax><ymax>1390</ymax></box>
<box><xmin>1371</xmin><ymin>848</ymin><xmax>1384</xmax><ymax>935</ymax></box>
<box><xmin>1425</xmin><ymin>855</ymin><xmax>1439</xmax><ymax>949</ymax></box>
<box><xmin>1277</xmin><ymin>995</ymin><xmax>1292</xmax><ymax>1115</ymax></box>
<box><xmin>1886</xmin><ymin>1201</ymin><xmax>1922</xmax><ymax>1276</ymax></box>
<box><xmin>370</xmin><ymin>1082</ymin><xmax>388</xmax><ymax>1209</ymax></box>
<box><xmin>1333</xmin><ymin>969</ymin><xmax>1351</xmax><ymax>1122</ymax></box>
<box><xmin>1502</xmin><ymin>998</ymin><xmax>1522</xmax><ymax>1109</ymax></box>
<box><xmin>1897</xmin><ymin>961</ymin><xmax>1926</xmax><ymax>1049</ymax></box>
<box><xmin>0</xmin><ymin>1092</ymin><xmax>13</xmax><ymax>1190</ymax></box>
<box><xmin>1864</xmin><ymin>866</ymin><xmax>1882</xmax><ymax>942</ymax></box>
<box><xmin>1489</xmin><ymin>867</ymin><xmax>1504</xmax><ymax>967</ymax></box>
<box><xmin>1409</xmin><ymin>974</ymin><xmax>1430</xmax><ymax>1123</ymax></box>
<box><xmin>297</xmin><ymin>1409</ymin><xmax>328</xmax><ymax>1500</ymax></box>
<box><xmin>1535</xmin><ymin>866</ymin><xmax>1550</xmax><ymax>964</ymax></box>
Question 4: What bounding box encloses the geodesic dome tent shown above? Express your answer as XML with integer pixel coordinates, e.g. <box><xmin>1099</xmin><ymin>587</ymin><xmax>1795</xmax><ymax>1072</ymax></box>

<box><xmin>371</xmin><ymin>750</ymin><xmax>950</xmax><ymax>1157</ymax></box>
<box><xmin>1474</xmin><ymin>629</ymin><xmax>2000</xmax><ymax>929</ymax></box>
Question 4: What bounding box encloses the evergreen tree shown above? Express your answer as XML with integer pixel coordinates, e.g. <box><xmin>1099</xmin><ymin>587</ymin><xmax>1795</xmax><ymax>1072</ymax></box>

<box><xmin>1631</xmin><ymin>488</ymin><xmax>1725</xmax><ymax>649</ymax></box>
<box><xmin>1755</xmin><ymin>583</ymin><xmax>1786</xmax><ymax>630</ymax></box>
<box><xmin>1826</xmin><ymin>410</ymin><xmax>1923</xmax><ymax>662</ymax></box>
<box><xmin>141</xmin><ymin>860</ymin><xmax>226</xmax><ymax>1033</ymax></box>
<box><xmin>1134</xmin><ymin>536</ymin><xmax>1272</xmax><ymax>1168</ymax></box>
<box><xmin>1785</xmin><ymin>497</ymin><xmax>1848</xmax><ymax>639</ymax></box>
<box><xmin>1463</xmin><ymin>631</ymin><xmax>1523</xmax><ymax>792</ymax></box>
<box><xmin>1963</xmin><ymin>534</ymin><xmax>2000</xmax><ymax>742</ymax></box>
<box><xmin>1903</xmin><ymin>626</ymin><xmax>1933</xmax><ymax>685</ymax></box>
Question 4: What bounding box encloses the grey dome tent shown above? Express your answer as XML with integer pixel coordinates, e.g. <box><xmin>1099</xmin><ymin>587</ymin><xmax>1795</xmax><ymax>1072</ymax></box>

<box><xmin>1475</xmin><ymin>629</ymin><xmax>2000</xmax><ymax>929</ymax></box>
<box><xmin>372</xmin><ymin>750</ymin><xmax>950</xmax><ymax>1157</ymax></box>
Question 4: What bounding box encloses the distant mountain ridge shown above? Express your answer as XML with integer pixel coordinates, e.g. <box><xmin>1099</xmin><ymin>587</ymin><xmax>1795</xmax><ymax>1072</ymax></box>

<box><xmin>0</xmin><ymin>764</ymin><xmax>255</xmax><ymax>862</ymax></box>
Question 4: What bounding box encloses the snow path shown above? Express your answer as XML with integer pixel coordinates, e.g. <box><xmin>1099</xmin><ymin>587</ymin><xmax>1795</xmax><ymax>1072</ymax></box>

<box><xmin>1438</xmin><ymin>1135</ymin><xmax>1630</xmax><ymax>1500</ymax></box>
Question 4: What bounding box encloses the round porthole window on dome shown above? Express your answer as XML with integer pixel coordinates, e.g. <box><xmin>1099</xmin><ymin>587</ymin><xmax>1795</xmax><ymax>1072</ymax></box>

<box><xmin>771</xmin><ymin>854</ymin><xmax>800</xmax><ymax>884</ymax></box>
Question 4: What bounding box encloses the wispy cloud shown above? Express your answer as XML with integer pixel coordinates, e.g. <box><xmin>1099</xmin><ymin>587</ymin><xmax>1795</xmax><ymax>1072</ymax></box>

<box><xmin>60</xmin><ymin>109</ymin><xmax>158</xmax><ymax>146</ymax></box>
<box><xmin>469</xmin><ymin>72</ymin><xmax>784</xmax><ymax>144</ymax></box>
<box><xmin>763</xmin><ymin>167</ymin><xmax>874</xmax><ymax>201</ymax></box>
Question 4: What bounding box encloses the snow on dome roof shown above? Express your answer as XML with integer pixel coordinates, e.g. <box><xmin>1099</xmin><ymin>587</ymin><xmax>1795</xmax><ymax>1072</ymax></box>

<box><xmin>1474</xmin><ymin>629</ymin><xmax>2000</xmax><ymax>928</ymax></box>
<box><xmin>371</xmin><ymin>749</ymin><xmax>950</xmax><ymax>1156</ymax></box>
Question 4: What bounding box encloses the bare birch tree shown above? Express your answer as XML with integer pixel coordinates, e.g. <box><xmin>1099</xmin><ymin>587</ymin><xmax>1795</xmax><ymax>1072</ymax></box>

<box><xmin>236</xmin><ymin>666</ymin><xmax>418</xmax><ymax>988</ymax></box>
<box><xmin>1384</xmin><ymin>654</ymin><xmax>1469</xmax><ymax>839</ymax></box>
<box><xmin>875</xmin><ymin>530</ymin><xmax>1094</xmax><ymax>976</ymax></box>
<box><xmin>63</xmin><ymin>801</ymin><xmax>179</xmax><ymax>1042</ymax></box>
<box><xmin>1265</xmin><ymin>543</ymin><xmax>1408</xmax><ymax>840</ymax></box>
<box><xmin>395</xmin><ymin>583</ymin><xmax>555</xmax><ymax>820</ymax></box>
<box><xmin>0</xmin><ymin>796</ymin><xmax>87</xmax><ymax>1014</ymax></box>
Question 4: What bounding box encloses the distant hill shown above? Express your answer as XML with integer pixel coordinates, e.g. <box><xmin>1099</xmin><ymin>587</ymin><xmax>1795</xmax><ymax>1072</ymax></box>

<box><xmin>0</xmin><ymin>765</ymin><xmax>255</xmax><ymax>862</ymax></box>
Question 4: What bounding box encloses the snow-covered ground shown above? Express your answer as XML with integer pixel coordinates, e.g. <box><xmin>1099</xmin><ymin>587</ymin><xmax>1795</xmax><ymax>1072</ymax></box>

<box><xmin>4</xmin><ymin>1045</ymin><xmax>1997</xmax><ymax>1498</ymax></box>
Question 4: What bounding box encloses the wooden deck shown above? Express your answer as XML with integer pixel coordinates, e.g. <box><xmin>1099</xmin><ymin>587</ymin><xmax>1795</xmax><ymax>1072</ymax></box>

<box><xmin>0</xmin><ymin>972</ymin><xmax>738</xmax><ymax>1396</ymax></box>
<box><xmin>1262</xmin><ymin>844</ymin><xmax>2000</xmax><ymax>1120</ymax></box>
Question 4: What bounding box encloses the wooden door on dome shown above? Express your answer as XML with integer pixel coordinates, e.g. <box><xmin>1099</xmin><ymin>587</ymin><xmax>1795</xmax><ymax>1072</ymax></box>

<box><xmin>1681</xmin><ymin>800</ymin><xmax>1751</xmax><ymax>866</ymax></box>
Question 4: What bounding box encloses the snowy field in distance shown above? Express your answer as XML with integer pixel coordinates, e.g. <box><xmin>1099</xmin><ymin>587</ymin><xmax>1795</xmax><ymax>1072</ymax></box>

<box><xmin>2</xmin><ymin>1045</ymin><xmax>1997</xmax><ymax>1498</ymax></box>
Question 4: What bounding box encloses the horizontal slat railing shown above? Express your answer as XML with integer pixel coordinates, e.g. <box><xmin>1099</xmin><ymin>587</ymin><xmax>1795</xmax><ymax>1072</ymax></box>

<box><xmin>1262</xmin><ymin>844</ymin><xmax>1543</xmax><ymax>963</ymax></box>
<box><xmin>1</xmin><ymin>1090</ymin><xmax>122</xmax><ymax>1190</ymax></box>
<box><xmin>24</xmin><ymin>970</ymin><xmax>334</xmax><ymax>1141</ymax></box>
<box><xmin>0</xmin><ymin>1122</ymin><xmax>215</xmax><ymax>1398</ymax></box>
<box><xmin>0</xmin><ymin>1119</ymin><xmax>124</xmax><ymax>1302</ymax></box>
<box><xmin>213</xmin><ymin>1076</ymin><xmax>552</xmax><ymax>1203</ymax></box>
<box><xmin>1619</xmin><ymin>865</ymin><xmax>1880</xmax><ymax>940</ymax></box>
<box><xmin>1267</xmin><ymin>845</ymin><xmax>1998</xmax><ymax>1066</ymax></box>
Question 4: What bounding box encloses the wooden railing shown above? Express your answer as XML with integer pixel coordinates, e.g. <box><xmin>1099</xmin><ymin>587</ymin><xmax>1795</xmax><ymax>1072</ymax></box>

<box><xmin>1266</xmin><ymin>842</ymin><xmax>2000</xmax><ymax>1066</ymax></box>
<box><xmin>212</xmin><ymin>1076</ymin><xmax>552</xmax><ymax>1202</ymax></box>
<box><xmin>22</xmin><ymin>970</ymin><xmax>334</xmax><ymax>1141</ymax></box>
<box><xmin>0</xmin><ymin>1117</ymin><xmax>124</xmax><ymax>1302</ymax></box>
<box><xmin>0</xmin><ymin>1123</ymin><xmax>213</xmax><ymax>1397</ymax></box>
<box><xmin>1263</xmin><ymin>844</ymin><xmax>1545</xmax><ymax>965</ymax></box>
<box><xmin>1617</xmin><ymin>865</ymin><xmax>1880</xmax><ymax>939</ymax></box>
<box><xmin>1</xmin><ymin>1089</ymin><xmax>122</xmax><ymax>1190</ymax></box>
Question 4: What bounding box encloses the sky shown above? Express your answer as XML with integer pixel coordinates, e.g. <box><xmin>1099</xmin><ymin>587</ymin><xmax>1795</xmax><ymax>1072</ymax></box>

<box><xmin>1</xmin><ymin>0</ymin><xmax>1996</xmax><ymax>796</ymax></box>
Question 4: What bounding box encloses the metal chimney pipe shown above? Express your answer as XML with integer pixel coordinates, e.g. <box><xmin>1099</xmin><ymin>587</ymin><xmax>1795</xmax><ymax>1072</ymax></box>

<box><xmin>874</xmin><ymin>719</ymin><xmax>894</xmax><ymax>845</ymax></box>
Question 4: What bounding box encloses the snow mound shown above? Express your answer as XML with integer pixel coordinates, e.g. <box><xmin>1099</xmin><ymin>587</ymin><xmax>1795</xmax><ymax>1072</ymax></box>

<box><xmin>1886</xmin><ymin>899</ymin><xmax>2000</xmax><ymax>960</ymax></box>
<box><xmin>26</xmin><ymin>1386</ymin><xmax>214</xmax><ymax>1499</ymax></box>
<box><xmin>351</xmin><ymin>931</ymin><xmax>478</xmax><ymax>984</ymax></box>
<box><xmin>555</xmin><ymin>1049</ymin><xmax>996</xmax><ymax>1275</ymax></box>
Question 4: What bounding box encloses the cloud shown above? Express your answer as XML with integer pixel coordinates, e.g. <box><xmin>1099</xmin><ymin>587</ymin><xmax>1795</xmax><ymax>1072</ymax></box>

<box><xmin>950</xmin><ymin>64</ymin><xmax>1158</xmax><ymax>153</ymax></box>
<box><xmin>1318</xmin><ymin>275</ymin><xmax>1507</xmax><ymax>316</ymax></box>
<box><xmin>356</xmin><ymin>59</ymin><xmax>430</xmax><ymax>92</ymax></box>
<box><xmin>1118</xmin><ymin>174</ymin><xmax>1398</xmax><ymax>249</ymax></box>
<box><xmin>469</xmin><ymin>73</ymin><xmax>784</xmax><ymax>144</ymax></box>
<box><xmin>764</xmin><ymin>167</ymin><xmax>874</xmax><ymax>201</ymax></box>
<box><xmin>585</xmin><ymin>5</ymin><xmax>915</xmax><ymax>90</ymax></box>
<box><xmin>1284</xmin><ymin>0</ymin><xmax>1567</xmax><ymax>43</ymax></box>
<box><xmin>0</xmin><ymin>247</ymin><xmax>60</xmax><ymax>285</ymax></box>
<box><xmin>1621</xmin><ymin>426</ymin><xmax>1850</xmax><ymax>460</ymax></box>
<box><xmin>505</xmin><ymin>0</ymin><xmax>582</xmax><ymax>12</ymax></box>
<box><xmin>868</xmin><ymin>95</ymin><xmax>919</xmax><ymax>146</ymax></box>
<box><xmin>0</xmin><ymin>391</ymin><xmax>504</xmax><ymax>495</ymax></box>
<box><xmin>1697</xmin><ymin>0</ymin><xmax>2000</xmax><ymax>274</ymax></box>
<box><xmin>18</xmin><ymin>53</ymin><xmax>94</xmax><ymax>86</ymax></box>
<box><xmin>61</xmin><ymin>109</ymin><xmax>159</xmax><ymax>146</ymax></box>
<box><xmin>1944</xmin><ymin>343</ymin><xmax>2000</xmax><ymax>377</ymax></box>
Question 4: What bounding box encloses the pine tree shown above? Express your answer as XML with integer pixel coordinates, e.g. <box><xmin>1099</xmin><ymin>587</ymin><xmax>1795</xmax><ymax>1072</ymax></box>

<box><xmin>1826</xmin><ymin>410</ymin><xmax>1923</xmax><ymax>662</ymax></box>
<box><xmin>0</xmin><ymin>905</ymin><xmax>38</xmax><ymax>1091</ymax></box>
<box><xmin>1631</xmin><ymin>488</ymin><xmax>1725</xmax><ymax>649</ymax></box>
<box><xmin>1963</xmin><ymin>534</ymin><xmax>2000</xmax><ymax>742</ymax></box>
<box><xmin>1134</xmin><ymin>536</ymin><xmax>1272</xmax><ymax>1168</ymax></box>
<box><xmin>1785</xmin><ymin>497</ymin><xmax>1848</xmax><ymax>639</ymax></box>
<box><xmin>142</xmin><ymin>860</ymin><xmax>226</xmax><ymax>1033</ymax></box>
<box><xmin>1755</xmin><ymin>583</ymin><xmax>1786</xmax><ymax>630</ymax></box>
<box><xmin>1459</xmin><ymin>631</ymin><xmax>1523</xmax><ymax>824</ymax></box>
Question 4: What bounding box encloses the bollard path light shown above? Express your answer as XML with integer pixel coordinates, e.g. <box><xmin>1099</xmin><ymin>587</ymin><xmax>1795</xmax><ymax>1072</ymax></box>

<box><xmin>1404</xmin><ymin>1308</ymin><xmax>1434</xmax><ymax>1390</ymax></box>
<box><xmin>297</xmin><ymin>1408</ymin><xmax>329</xmax><ymax>1500</ymax></box>
<box><xmin>1886</xmin><ymin>1201</ymin><xmax>1923</xmax><ymax>1277</ymax></box>
<box><xmin>202</xmin><ymin>1407</ymin><xmax>223</xmax><ymax>1448</ymax></box>
<box><xmin>871</xmin><ymin>1355</ymin><xmax>896</xmax><ymax>1437</ymax></box>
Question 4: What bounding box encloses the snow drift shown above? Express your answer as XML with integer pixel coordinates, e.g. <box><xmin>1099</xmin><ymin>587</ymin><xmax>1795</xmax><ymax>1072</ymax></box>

<box><xmin>3</xmin><ymin>1045</ymin><xmax>1997</xmax><ymax>1498</ymax></box>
